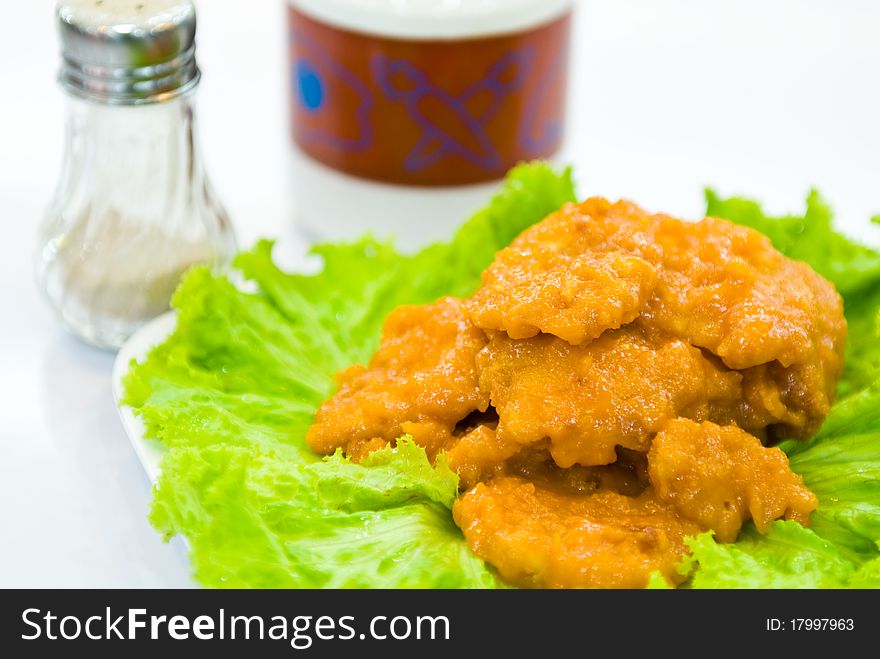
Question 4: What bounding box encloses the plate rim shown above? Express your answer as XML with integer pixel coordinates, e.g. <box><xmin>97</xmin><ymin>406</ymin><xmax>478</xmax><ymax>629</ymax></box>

<box><xmin>111</xmin><ymin>311</ymin><xmax>178</xmax><ymax>483</ymax></box>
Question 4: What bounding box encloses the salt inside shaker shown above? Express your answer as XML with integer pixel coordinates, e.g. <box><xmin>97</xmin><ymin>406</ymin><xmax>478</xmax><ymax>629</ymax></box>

<box><xmin>36</xmin><ymin>0</ymin><xmax>236</xmax><ymax>350</ymax></box>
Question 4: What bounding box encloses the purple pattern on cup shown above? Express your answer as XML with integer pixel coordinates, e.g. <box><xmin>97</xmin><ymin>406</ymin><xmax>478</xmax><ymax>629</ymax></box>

<box><xmin>373</xmin><ymin>49</ymin><xmax>534</xmax><ymax>172</ymax></box>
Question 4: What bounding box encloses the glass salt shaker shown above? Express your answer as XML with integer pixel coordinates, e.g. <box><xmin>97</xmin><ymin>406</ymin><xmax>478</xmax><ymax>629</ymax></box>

<box><xmin>36</xmin><ymin>0</ymin><xmax>237</xmax><ymax>350</ymax></box>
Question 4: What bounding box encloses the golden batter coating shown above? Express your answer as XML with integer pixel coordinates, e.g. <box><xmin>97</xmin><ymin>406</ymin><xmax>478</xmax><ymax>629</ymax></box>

<box><xmin>476</xmin><ymin>325</ymin><xmax>743</xmax><ymax>467</ymax></box>
<box><xmin>647</xmin><ymin>216</ymin><xmax>845</xmax><ymax>372</ymax></box>
<box><xmin>453</xmin><ymin>476</ymin><xmax>700</xmax><ymax>588</ymax></box>
<box><xmin>305</xmin><ymin>296</ymin><xmax>489</xmax><ymax>460</ymax></box>
<box><xmin>648</xmin><ymin>419</ymin><xmax>818</xmax><ymax>542</ymax></box>
<box><xmin>645</xmin><ymin>216</ymin><xmax>846</xmax><ymax>436</ymax></box>
<box><xmin>468</xmin><ymin>198</ymin><xmax>846</xmax><ymax>438</ymax></box>
<box><xmin>468</xmin><ymin>198</ymin><xmax>660</xmax><ymax>345</ymax></box>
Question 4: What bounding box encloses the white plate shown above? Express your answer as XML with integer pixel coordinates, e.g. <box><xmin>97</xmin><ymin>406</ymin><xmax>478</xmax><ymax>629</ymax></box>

<box><xmin>111</xmin><ymin>311</ymin><xmax>178</xmax><ymax>483</ymax></box>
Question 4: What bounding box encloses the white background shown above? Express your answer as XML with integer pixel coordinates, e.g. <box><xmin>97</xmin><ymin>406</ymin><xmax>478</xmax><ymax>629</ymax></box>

<box><xmin>0</xmin><ymin>0</ymin><xmax>878</xmax><ymax>587</ymax></box>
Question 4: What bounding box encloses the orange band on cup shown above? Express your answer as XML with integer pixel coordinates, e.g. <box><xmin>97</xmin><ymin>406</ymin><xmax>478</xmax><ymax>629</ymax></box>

<box><xmin>289</xmin><ymin>8</ymin><xmax>570</xmax><ymax>186</ymax></box>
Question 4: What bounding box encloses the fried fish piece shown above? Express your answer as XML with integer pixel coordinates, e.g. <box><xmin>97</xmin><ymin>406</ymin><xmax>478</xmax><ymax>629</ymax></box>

<box><xmin>648</xmin><ymin>216</ymin><xmax>845</xmax><ymax>371</ymax></box>
<box><xmin>453</xmin><ymin>476</ymin><xmax>700</xmax><ymax>588</ymax></box>
<box><xmin>648</xmin><ymin>419</ymin><xmax>817</xmax><ymax>542</ymax></box>
<box><xmin>645</xmin><ymin>216</ymin><xmax>846</xmax><ymax>436</ymax></box>
<box><xmin>468</xmin><ymin>198</ymin><xmax>846</xmax><ymax>438</ymax></box>
<box><xmin>468</xmin><ymin>198</ymin><xmax>660</xmax><ymax>345</ymax></box>
<box><xmin>305</xmin><ymin>296</ymin><xmax>489</xmax><ymax>460</ymax></box>
<box><xmin>476</xmin><ymin>324</ymin><xmax>743</xmax><ymax>467</ymax></box>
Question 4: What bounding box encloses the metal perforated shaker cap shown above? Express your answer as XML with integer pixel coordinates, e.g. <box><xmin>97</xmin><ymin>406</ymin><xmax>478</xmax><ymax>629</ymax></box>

<box><xmin>57</xmin><ymin>0</ymin><xmax>200</xmax><ymax>104</ymax></box>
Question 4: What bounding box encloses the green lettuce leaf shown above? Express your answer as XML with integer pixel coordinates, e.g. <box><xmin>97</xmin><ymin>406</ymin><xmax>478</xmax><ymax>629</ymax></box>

<box><xmin>784</xmin><ymin>383</ymin><xmax>880</xmax><ymax>559</ymax></box>
<box><xmin>685</xmin><ymin>522</ymin><xmax>879</xmax><ymax>589</ymax></box>
<box><xmin>124</xmin><ymin>162</ymin><xmax>576</xmax><ymax>588</ymax></box>
<box><xmin>150</xmin><ymin>439</ymin><xmax>500</xmax><ymax>588</ymax></box>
